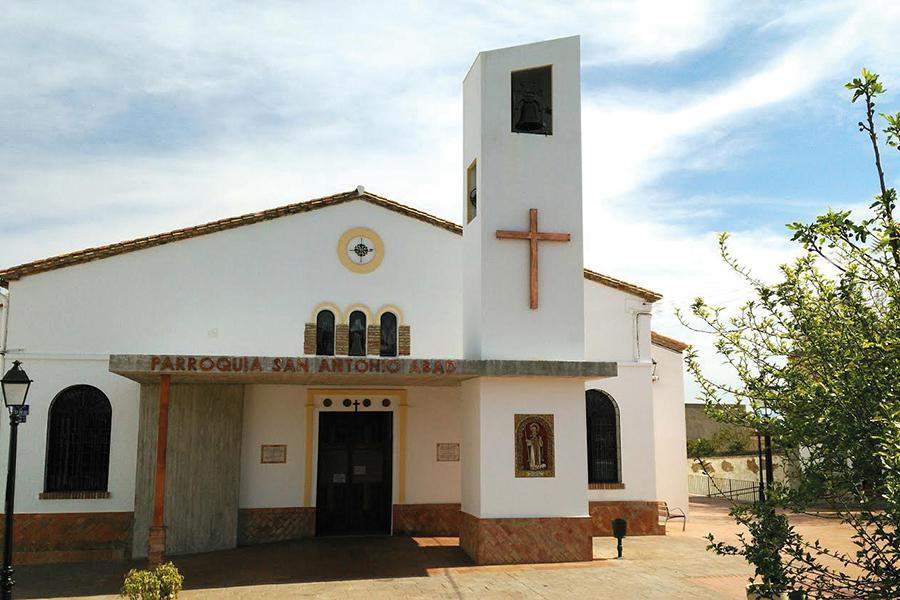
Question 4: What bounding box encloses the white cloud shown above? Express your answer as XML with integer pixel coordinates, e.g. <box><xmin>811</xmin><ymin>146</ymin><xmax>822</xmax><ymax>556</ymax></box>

<box><xmin>1</xmin><ymin>1</ymin><xmax>899</xmax><ymax>402</ymax></box>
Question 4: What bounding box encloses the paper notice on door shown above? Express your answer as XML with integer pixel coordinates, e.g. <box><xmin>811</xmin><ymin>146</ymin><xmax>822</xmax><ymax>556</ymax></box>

<box><xmin>332</xmin><ymin>473</ymin><xmax>346</xmax><ymax>483</ymax></box>
<box><xmin>353</xmin><ymin>465</ymin><xmax>366</xmax><ymax>475</ymax></box>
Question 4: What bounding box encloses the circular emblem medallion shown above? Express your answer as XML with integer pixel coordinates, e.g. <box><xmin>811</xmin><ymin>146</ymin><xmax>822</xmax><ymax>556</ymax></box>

<box><xmin>338</xmin><ymin>227</ymin><xmax>384</xmax><ymax>273</ymax></box>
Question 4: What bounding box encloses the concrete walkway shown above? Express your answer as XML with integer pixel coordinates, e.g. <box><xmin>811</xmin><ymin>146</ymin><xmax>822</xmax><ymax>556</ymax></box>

<box><xmin>13</xmin><ymin>498</ymin><xmax>856</xmax><ymax>599</ymax></box>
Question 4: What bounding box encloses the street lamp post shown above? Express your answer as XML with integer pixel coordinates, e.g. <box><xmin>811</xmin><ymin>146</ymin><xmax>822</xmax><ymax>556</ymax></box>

<box><xmin>760</xmin><ymin>405</ymin><xmax>775</xmax><ymax>499</ymax></box>
<box><xmin>0</xmin><ymin>361</ymin><xmax>32</xmax><ymax>600</ymax></box>
<box><xmin>755</xmin><ymin>430</ymin><xmax>766</xmax><ymax>503</ymax></box>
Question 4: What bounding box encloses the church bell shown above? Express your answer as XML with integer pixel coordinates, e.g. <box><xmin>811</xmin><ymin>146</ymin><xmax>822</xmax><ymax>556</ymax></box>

<box><xmin>514</xmin><ymin>94</ymin><xmax>544</xmax><ymax>132</ymax></box>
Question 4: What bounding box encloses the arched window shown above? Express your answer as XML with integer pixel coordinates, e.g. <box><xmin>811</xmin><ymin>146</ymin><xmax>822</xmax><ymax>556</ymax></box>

<box><xmin>45</xmin><ymin>385</ymin><xmax>112</xmax><ymax>493</ymax></box>
<box><xmin>316</xmin><ymin>310</ymin><xmax>336</xmax><ymax>356</ymax></box>
<box><xmin>586</xmin><ymin>390</ymin><xmax>620</xmax><ymax>484</ymax></box>
<box><xmin>380</xmin><ymin>312</ymin><xmax>398</xmax><ymax>357</ymax></box>
<box><xmin>348</xmin><ymin>310</ymin><xmax>367</xmax><ymax>356</ymax></box>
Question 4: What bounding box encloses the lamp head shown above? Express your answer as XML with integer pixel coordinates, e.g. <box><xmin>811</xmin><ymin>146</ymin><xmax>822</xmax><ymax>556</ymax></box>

<box><xmin>1</xmin><ymin>360</ymin><xmax>32</xmax><ymax>408</ymax></box>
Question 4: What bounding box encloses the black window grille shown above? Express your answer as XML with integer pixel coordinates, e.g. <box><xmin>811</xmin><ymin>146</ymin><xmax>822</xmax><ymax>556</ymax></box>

<box><xmin>45</xmin><ymin>385</ymin><xmax>112</xmax><ymax>493</ymax></box>
<box><xmin>316</xmin><ymin>310</ymin><xmax>336</xmax><ymax>355</ymax></box>
<box><xmin>380</xmin><ymin>312</ymin><xmax>398</xmax><ymax>357</ymax></box>
<box><xmin>348</xmin><ymin>310</ymin><xmax>367</xmax><ymax>356</ymax></box>
<box><xmin>586</xmin><ymin>390</ymin><xmax>619</xmax><ymax>484</ymax></box>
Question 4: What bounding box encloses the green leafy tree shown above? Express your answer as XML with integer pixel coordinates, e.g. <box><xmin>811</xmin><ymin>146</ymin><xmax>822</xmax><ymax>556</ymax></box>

<box><xmin>688</xmin><ymin>437</ymin><xmax>717</xmax><ymax>458</ymax></box>
<box><xmin>680</xmin><ymin>69</ymin><xmax>900</xmax><ymax>599</ymax></box>
<box><xmin>712</xmin><ymin>425</ymin><xmax>755</xmax><ymax>456</ymax></box>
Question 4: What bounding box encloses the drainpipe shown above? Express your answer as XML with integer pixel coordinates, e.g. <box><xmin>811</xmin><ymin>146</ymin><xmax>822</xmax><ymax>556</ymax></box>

<box><xmin>628</xmin><ymin>300</ymin><xmax>652</xmax><ymax>362</ymax></box>
<box><xmin>0</xmin><ymin>289</ymin><xmax>8</xmax><ymax>376</ymax></box>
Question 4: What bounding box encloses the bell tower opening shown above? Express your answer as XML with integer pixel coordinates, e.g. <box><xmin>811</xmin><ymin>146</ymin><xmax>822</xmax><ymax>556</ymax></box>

<box><xmin>511</xmin><ymin>65</ymin><xmax>552</xmax><ymax>135</ymax></box>
<box><xmin>466</xmin><ymin>159</ymin><xmax>477</xmax><ymax>223</ymax></box>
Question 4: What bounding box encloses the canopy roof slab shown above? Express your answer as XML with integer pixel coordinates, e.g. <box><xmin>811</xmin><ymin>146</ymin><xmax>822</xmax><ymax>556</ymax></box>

<box><xmin>109</xmin><ymin>354</ymin><xmax>617</xmax><ymax>386</ymax></box>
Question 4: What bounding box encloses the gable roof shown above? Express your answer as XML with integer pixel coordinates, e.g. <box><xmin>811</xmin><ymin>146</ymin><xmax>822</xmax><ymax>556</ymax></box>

<box><xmin>0</xmin><ymin>188</ymin><xmax>662</xmax><ymax>302</ymax></box>
<box><xmin>651</xmin><ymin>331</ymin><xmax>690</xmax><ymax>353</ymax></box>
<box><xmin>583</xmin><ymin>268</ymin><xmax>662</xmax><ymax>302</ymax></box>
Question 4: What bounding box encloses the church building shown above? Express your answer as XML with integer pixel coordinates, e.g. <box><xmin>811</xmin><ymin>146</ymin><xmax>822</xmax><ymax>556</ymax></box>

<box><xmin>0</xmin><ymin>37</ymin><xmax>689</xmax><ymax>566</ymax></box>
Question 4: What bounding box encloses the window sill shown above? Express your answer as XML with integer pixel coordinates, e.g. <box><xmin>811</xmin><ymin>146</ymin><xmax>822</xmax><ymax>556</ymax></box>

<box><xmin>589</xmin><ymin>483</ymin><xmax>625</xmax><ymax>490</ymax></box>
<box><xmin>39</xmin><ymin>491</ymin><xmax>111</xmax><ymax>500</ymax></box>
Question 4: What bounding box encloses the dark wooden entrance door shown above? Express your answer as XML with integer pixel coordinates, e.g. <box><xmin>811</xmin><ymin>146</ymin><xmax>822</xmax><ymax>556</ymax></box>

<box><xmin>315</xmin><ymin>411</ymin><xmax>393</xmax><ymax>536</ymax></box>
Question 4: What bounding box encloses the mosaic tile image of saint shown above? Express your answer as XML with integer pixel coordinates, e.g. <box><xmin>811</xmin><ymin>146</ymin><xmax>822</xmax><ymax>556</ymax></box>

<box><xmin>514</xmin><ymin>414</ymin><xmax>555</xmax><ymax>478</ymax></box>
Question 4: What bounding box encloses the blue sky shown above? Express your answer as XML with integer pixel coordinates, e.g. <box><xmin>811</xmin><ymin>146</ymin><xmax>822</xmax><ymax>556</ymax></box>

<box><xmin>2</xmin><ymin>1</ymin><xmax>899</xmax><ymax>400</ymax></box>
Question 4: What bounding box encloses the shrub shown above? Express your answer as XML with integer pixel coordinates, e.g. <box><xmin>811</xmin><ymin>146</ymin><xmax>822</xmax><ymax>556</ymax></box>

<box><xmin>122</xmin><ymin>562</ymin><xmax>183</xmax><ymax>600</ymax></box>
<box><xmin>687</xmin><ymin>437</ymin><xmax>717</xmax><ymax>458</ymax></box>
<box><xmin>712</xmin><ymin>426</ymin><xmax>754</xmax><ymax>455</ymax></box>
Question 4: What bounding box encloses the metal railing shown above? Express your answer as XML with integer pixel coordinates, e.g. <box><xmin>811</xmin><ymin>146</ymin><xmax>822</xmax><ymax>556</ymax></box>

<box><xmin>688</xmin><ymin>474</ymin><xmax>760</xmax><ymax>503</ymax></box>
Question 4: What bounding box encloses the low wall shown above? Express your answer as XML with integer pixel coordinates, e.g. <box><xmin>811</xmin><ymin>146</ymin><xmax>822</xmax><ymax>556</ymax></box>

<box><xmin>393</xmin><ymin>503</ymin><xmax>461</xmax><ymax>536</ymax></box>
<box><xmin>394</xmin><ymin>500</ymin><xmax>665</xmax><ymax>538</ymax></box>
<box><xmin>688</xmin><ymin>454</ymin><xmax>786</xmax><ymax>482</ymax></box>
<box><xmin>0</xmin><ymin>511</ymin><xmax>133</xmax><ymax>564</ymax></box>
<box><xmin>588</xmin><ymin>501</ymin><xmax>664</xmax><ymax>536</ymax></box>
<box><xmin>237</xmin><ymin>507</ymin><xmax>315</xmax><ymax>544</ymax></box>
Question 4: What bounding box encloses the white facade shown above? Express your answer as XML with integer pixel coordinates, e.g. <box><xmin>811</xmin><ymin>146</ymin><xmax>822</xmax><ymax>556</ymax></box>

<box><xmin>0</xmin><ymin>196</ymin><xmax>688</xmax><ymax>519</ymax></box>
<box><xmin>0</xmin><ymin>37</ymin><xmax>689</xmax><ymax>562</ymax></box>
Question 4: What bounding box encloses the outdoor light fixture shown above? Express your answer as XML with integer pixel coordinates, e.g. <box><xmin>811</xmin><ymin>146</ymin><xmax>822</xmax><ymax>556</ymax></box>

<box><xmin>0</xmin><ymin>360</ymin><xmax>32</xmax><ymax>600</ymax></box>
<box><xmin>611</xmin><ymin>518</ymin><xmax>627</xmax><ymax>559</ymax></box>
<box><xmin>0</xmin><ymin>361</ymin><xmax>31</xmax><ymax>409</ymax></box>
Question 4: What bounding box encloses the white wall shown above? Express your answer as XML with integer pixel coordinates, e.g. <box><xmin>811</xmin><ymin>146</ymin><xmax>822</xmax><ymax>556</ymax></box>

<box><xmin>6</xmin><ymin>200</ymin><xmax>462</xmax><ymax>358</ymax></box>
<box><xmin>463</xmin><ymin>377</ymin><xmax>589</xmax><ymax>519</ymax></box>
<box><xmin>3</xmin><ymin>191</ymin><xmax>673</xmax><ymax>518</ymax></box>
<box><xmin>405</xmin><ymin>386</ymin><xmax>461</xmax><ymax>504</ymax></box>
<box><xmin>586</xmin><ymin>363</ymin><xmax>657</xmax><ymax>502</ymax></box>
<box><xmin>3</xmin><ymin>199</ymin><xmax>464</xmax><ymax>515</ymax></box>
<box><xmin>460</xmin><ymin>379</ymin><xmax>482</xmax><ymax>516</ymax></box>
<box><xmin>239</xmin><ymin>384</ymin><xmax>306</xmax><ymax>508</ymax></box>
<box><xmin>0</xmin><ymin>358</ymin><xmax>139</xmax><ymax>514</ymax></box>
<box><xmin>651</xmin><ymin>345</ymin><xmax>689</xmax><ymax>513</ymax></box>
<box><xmin>583</xmin><ymin>279</ymin><xmax>649</xmax><ymax>364</ymax></box>
<box><xmin>464</xmin><ymin>37</ymin><xmax>585</xmax><ymax>361</ymax></box>
<box><xmin>239</xmin><ymin>385</ymin><xmax>462</xmax><ymax>510</ymax></box>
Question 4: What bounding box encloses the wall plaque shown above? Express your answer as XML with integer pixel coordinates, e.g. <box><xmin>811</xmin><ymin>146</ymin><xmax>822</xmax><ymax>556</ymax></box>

<box><xmin>260</xmin><ymin>444</ymin><xmax>287</xmax><ymax>464</ymax></box>
<box><xmin>514</xmin><ymin>414</ymin><xmax>554</xmax><ymax>478</ymax></box>
<box><xmin>436</xmin><ymin>442</ymin><xmax>460</xmax><ymax>462</ymax></box>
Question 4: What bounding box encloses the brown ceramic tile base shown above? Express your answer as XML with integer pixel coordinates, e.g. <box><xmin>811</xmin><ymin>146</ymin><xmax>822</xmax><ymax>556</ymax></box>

<box><xmin>392</xmin><ymin>503</ymin><xmax>461</xmax><ymax>536</ymax></box>
<box><xmin>237</xmin><ymin>507</ymin><xmax>315</xmax><ymax>545</ymax></box>
<box><xmin>0</xmin><ymin>511</ymin><xmax>133</xmax><ymax>565</ymax></box>
<box><xmin>459</xmin><ymin>512</ymin><xmax>593</xmax><ymax>565</ymax></box>
<box><xmin>589</xmin><ymin>501</ymin><xmax>665</xmax><ymax>536</ymax></box>
<box><xmin>148</xmin><ymin>526</ymin><xmax>166</xmax><ymax>566</ymax></box>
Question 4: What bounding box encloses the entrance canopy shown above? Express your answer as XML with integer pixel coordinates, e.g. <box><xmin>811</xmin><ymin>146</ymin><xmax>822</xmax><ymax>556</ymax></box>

<box><xmin>109</xmin><ymin>354</ymin><xmax>616</xmax><ymax>386</ymax></box>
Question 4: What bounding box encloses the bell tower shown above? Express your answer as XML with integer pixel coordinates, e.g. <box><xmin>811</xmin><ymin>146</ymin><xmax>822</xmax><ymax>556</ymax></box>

<box><xmin>462</xmin><ymin>36</ymin><xmax>584</xmax><ymax>361</ymax></box>
<box><xmin>458</xmin><ymin>37</ymin><xmax>593</xmax><ymax>566</ymax></box>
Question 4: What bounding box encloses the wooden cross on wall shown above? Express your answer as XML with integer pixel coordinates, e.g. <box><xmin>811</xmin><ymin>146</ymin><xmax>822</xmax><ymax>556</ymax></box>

<box><xmin>496</xmin><ymin>208</ymin><xmax>571</xmax><ymax>309</ymax></box>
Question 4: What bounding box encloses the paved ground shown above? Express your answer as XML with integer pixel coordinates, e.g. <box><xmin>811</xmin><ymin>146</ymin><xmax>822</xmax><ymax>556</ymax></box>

<box><xmin>13</xmin><ymin>498</ymin><xmax>858</xmax><ymax>599</ymax></box>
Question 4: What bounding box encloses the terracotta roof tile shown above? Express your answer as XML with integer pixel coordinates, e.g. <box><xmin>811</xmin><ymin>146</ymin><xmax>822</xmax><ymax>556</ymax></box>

<box><xmin>651</xmin><ymin>331</ymin><xmax>690</xmax><ymax>353</ymax></box>
<box><xmin>582</xmin><ymin>268</ymin><xmax>662</xmax><ymax>302</ymax></box>
<box><xmin>0</xmin><ymin>189</ymin><xmax>662</xmax><ymax>303</ymax></box>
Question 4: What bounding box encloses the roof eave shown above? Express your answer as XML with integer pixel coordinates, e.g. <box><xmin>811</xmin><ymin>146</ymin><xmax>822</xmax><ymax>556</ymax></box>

<box><xmin>0</xmin><ymin>190</ymin><xmax>663</xmax><ymax>303</ymax></box>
